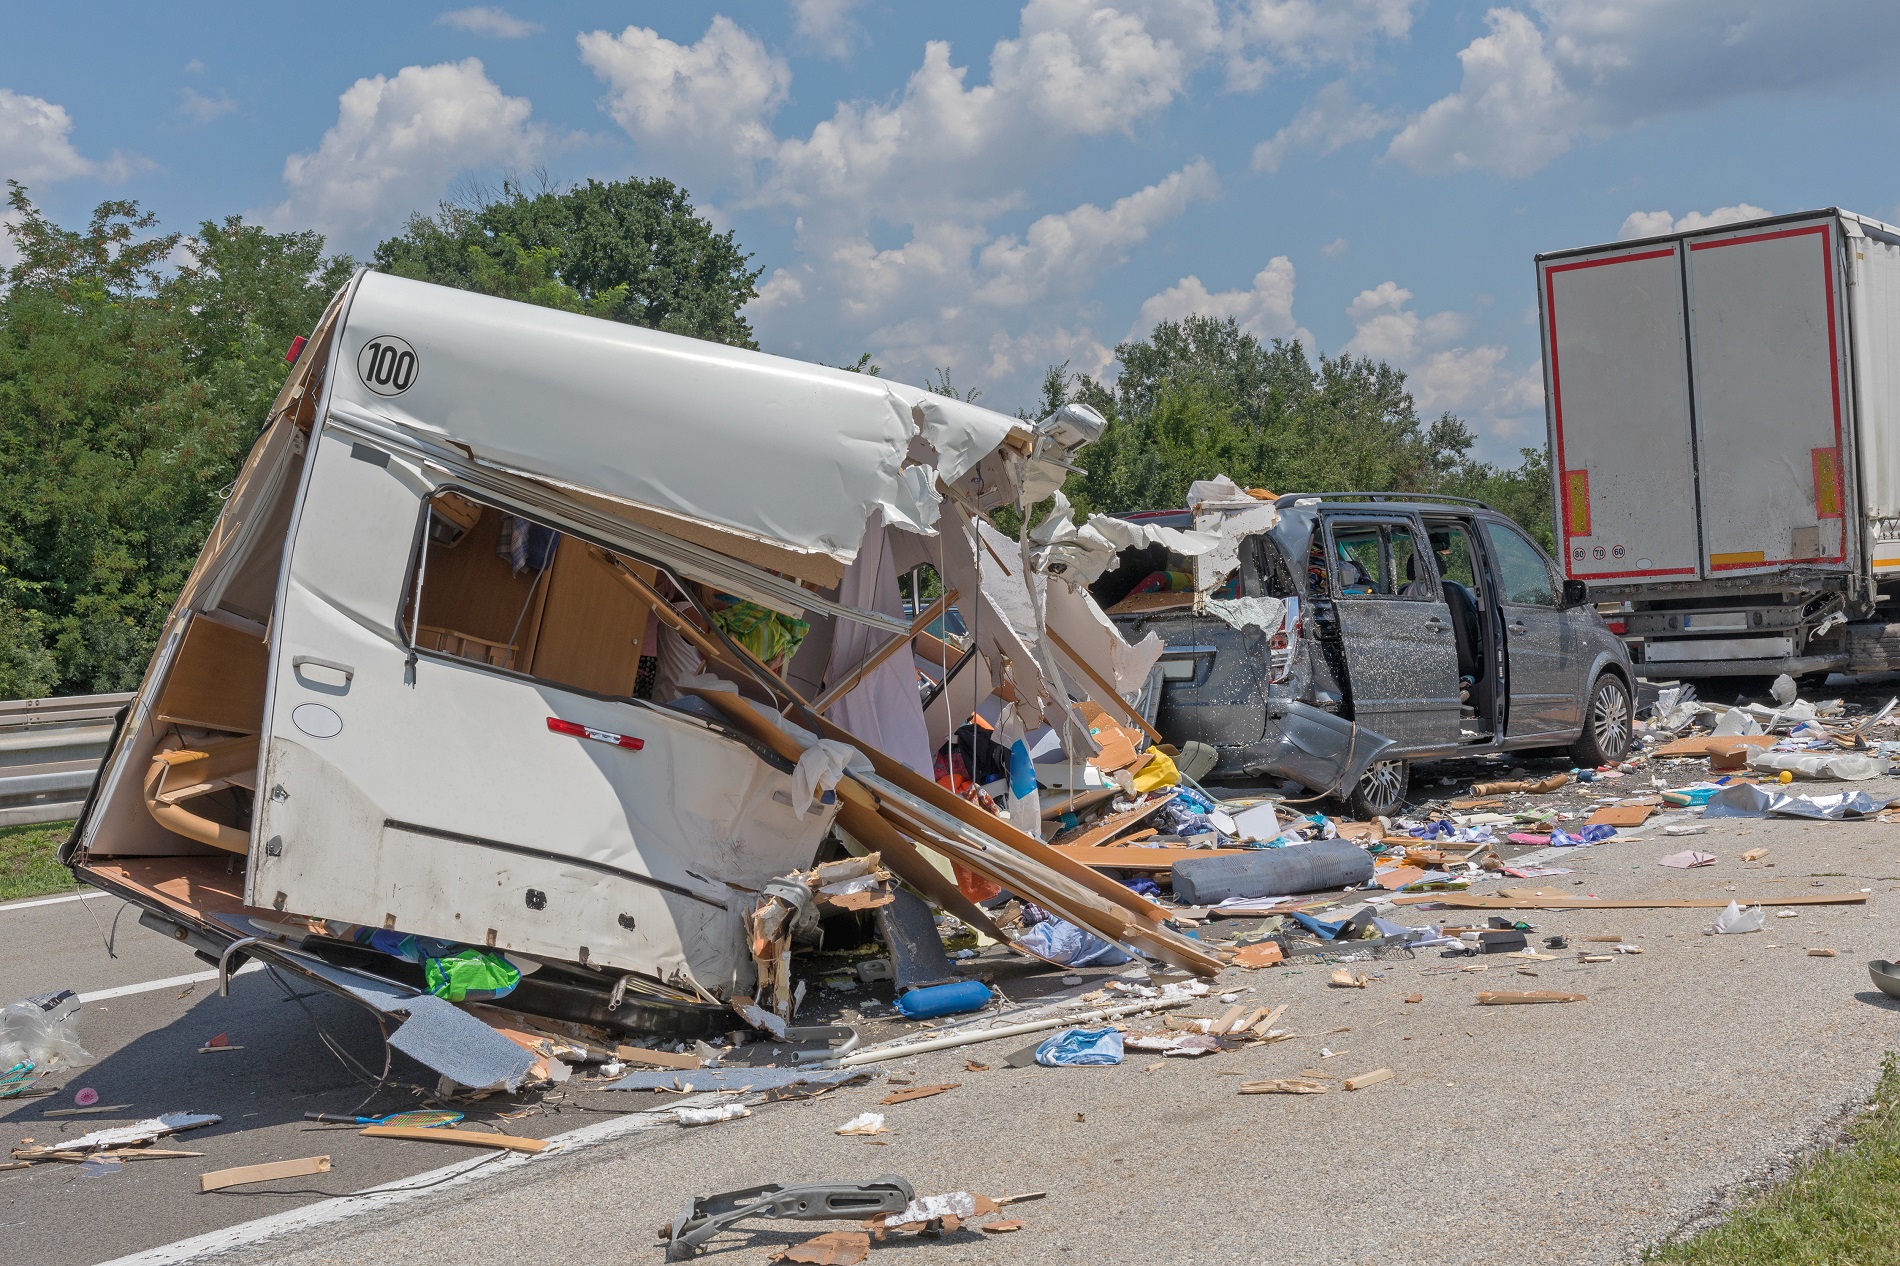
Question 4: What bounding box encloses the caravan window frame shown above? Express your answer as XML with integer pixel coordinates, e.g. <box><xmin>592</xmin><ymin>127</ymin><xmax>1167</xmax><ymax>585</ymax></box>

<box><xmin>398</xmin><ymin>483</ymin><xmax>676</xmax><ymax>707</ymax></box>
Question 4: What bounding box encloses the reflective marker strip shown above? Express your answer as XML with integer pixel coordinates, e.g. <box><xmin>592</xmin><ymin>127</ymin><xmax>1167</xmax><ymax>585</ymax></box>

<box><xmin>546</xmin><ymin>717</ymin><xmax>644</xmax><ymax>750</ymax></box>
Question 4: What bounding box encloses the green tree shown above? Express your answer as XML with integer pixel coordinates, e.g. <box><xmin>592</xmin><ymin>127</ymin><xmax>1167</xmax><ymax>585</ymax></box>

<box><xmin>0</xmin><ymin>184</ymin><xmax>350</xmax><ymax>694</ymax></box>
<box><xmin>374</xmin><ymin>176</ymin><xmax>762</xmax><ymax>347</ymax></box>
<box><xmin>1057</xmin><ymin>314</ymin><xmax>1554</xmax><ymax>548</ymax></box>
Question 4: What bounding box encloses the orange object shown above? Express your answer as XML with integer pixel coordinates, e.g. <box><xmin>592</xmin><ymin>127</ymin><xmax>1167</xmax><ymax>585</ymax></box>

<box><xmin>952</xmin><ymin>862</ymin><xmax>1003</xmax><ymax>903</ymax></box>
<box><xmin>1374</xmin><ymin>866</ymin><xmax>1426</xmax><ymax>890</ymax></box>
<box><xmin>1233</xmin><ymin>941</ymin><xmax>1284</xmax><ymax>968</ymax></box>
<box><xmin>1585</xmin><ymin>804</ymin><xmax>1655</xmax><ymax>828</ymax></box>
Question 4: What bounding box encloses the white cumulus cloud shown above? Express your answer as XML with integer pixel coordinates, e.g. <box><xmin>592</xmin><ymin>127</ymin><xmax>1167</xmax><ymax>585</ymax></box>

<box><xmin>0</xmin><ymin>88</ymin><xmax>114</xmax><ymax>186</ymax></box>
<box><xmin>1344</xmin><ymin>280</ymin><xmax>1543</xmax><ymax>439</ymax></box>
<box><xmin>792</xmin><ymin>0</ymin><xmax>869</xmax><ymax>57</ymax></box>
<box><xmin>1133</xmin><ymin>257</ymin><xmax>1305</xmax><ymax>342</ymax></box>
<box><xmin>1253</xmin><ymin>80</ymin><xmax>1397</xmax><ymax>173</ymax></box>
<box><xmin>975</xmin><ymin>159</ymin><xmax>1218</xmax><ymax>306</ymax></box>
<box><xmin>178</xmin><ymin>88</ymin><xmax>236</xmax><ymax>125</ymax></box>
<box><xmin>437</xmin><ymin>7</ymin><xmax>541</xmax><ymax>38</ymax></box>
<box><xmin>579</xmin><ymin>17</ymin><xmax>791</xmax><ymax>187</ymax></box>
<box><xmin>1618</xmin><ymin>203</ymin><xmax>1769</xmax><ymax>240</ymax></box>
<box><xmin>271</xmin><ymin>59</ymin><xmax>544</xmax><ymax>243</ymax></box>
<box><xmin>1226</xmin><ymin>0</ymin><xmax>1420</xmax><ymax>87</ymax></box>
<box><xmin>1389</xmin><ymin>2</ymin><xmax>1900</xmax><ymax>180</ymax></box>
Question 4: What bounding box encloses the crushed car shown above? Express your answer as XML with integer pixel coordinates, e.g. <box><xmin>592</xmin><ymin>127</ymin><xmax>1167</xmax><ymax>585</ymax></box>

<box><xmin>1037</xmin><ymin>481</ymin><xmax>1635</xmax><ymax>816</ymax></box>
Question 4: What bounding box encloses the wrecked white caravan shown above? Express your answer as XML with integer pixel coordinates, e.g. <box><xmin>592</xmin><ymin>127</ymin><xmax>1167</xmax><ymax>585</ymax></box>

<box><xmin>68</xmin><ymin>271</ymin><xmax>1214</xmax><ymax>1087</ymax></box>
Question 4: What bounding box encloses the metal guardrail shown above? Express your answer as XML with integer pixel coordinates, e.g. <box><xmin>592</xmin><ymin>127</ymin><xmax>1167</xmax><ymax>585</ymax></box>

<box><xmin>0</xmin><ymin>693</ymin><xmax>133</xmax><ymax>828</ymax></box>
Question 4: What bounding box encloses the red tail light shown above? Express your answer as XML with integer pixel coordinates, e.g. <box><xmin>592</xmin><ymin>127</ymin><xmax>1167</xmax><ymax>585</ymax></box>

<box><xmin>547</xmin><ymin>717</ymin><xmax>644</xmax><ymax>750</ymax></box>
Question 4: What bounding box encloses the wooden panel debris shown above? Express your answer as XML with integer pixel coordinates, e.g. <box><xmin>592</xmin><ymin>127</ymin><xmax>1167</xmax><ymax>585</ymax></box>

<box><xmin>1476</xmin><ymin>991</ymin><xmax>1587</xmax><ymax>1005</ymax></box>
<box><xmin>199</xmin><ymin>1155</ymin><xmax>331</xmax><ymax>1192</ymax></box>
<box><xmin>359</xmin><ymin>1125</ymin><xmax>547</xmax><ymax>1152</ymax></box>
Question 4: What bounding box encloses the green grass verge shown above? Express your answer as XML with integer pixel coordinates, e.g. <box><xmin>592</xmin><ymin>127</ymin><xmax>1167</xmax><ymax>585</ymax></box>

<box><xmin>0</xmin><ymin>820</ymin><xmax>78</xmax><ymax>903</ymax></box>
<box><xmin>1645</xmin><ymin>1054</ymin><xmax>1900</xmax><ymax>1265</ymax></box>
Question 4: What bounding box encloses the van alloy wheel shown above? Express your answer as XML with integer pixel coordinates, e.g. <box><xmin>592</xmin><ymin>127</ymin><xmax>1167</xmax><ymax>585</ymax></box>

<box><xmin>1349</xmin><ymin>758</ymin><xmax>1408</xmax><ymax>819</ymax></box>
<box><xmin>1569</xmin><ymin>673</ymin><xmax>1632</xmax><ymax>767</ymax></box>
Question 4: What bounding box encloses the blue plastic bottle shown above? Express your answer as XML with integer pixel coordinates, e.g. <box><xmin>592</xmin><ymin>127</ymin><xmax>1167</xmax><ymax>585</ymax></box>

<box><xmin>894</xmin><ymin>979</ymin><xmax>992</xmax><ymax>1019</ymax></box>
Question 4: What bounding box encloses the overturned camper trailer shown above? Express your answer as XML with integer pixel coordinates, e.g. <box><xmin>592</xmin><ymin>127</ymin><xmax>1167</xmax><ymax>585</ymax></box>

<box><xmin>66</xmin><ymin>270</ymin><xmax>1215</xmax><ymax>1088</ymax></box>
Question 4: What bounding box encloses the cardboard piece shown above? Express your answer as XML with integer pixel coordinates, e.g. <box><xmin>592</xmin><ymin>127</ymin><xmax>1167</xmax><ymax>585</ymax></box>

<box><xmin>878</xmin><ymin>1083</ymin><xmax>959</xmax><ymax>1105</ymax></box>
<box><xmin>1373</xmin><ymin>866</ymin><xmax>1426</xmax><ymax>890</ymax></box>
<box><xmin>1232</xmin><ymin>941</ymin><xmax>1284</xmax><ymax>969</ymax></box>
<box><xmin>1586</xmin><ymin>805</ymin><xmax>1655</xmax><ymax>828</ymax></box>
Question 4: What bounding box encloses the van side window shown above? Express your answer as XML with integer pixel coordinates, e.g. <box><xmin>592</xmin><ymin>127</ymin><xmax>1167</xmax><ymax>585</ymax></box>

<box><xmin>405</xmin><ymin>491</ymin><xmax>658</xmax><ymax>698</ymax></box>
<box><xmin>1389</xmin><ymin>523</ymin><xmax>1435</xmax><ymax>599</ymax></box>
<box><xmin>1483</xmin><ymin>521</ymin><xmax>1560</xmax><ymax>607</ymax></box>
<box><xmin>1327</xmin><ymin>526</ymin><xmax>1388</xmax><ymax>596</ymax></box>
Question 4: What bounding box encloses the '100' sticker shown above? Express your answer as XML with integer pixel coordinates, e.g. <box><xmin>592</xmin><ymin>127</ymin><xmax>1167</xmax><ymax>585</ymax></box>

<box><xmin>357</xmin><ymin>335</ymin><xmax>418</xmax><ymax>396</ymax></box>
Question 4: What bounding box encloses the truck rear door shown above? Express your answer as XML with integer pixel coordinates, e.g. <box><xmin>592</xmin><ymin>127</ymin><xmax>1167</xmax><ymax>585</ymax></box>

<box><xmin>1685</xmin><ymin>216</ymin><xmax>1854</xmax><ymax>578</ymax></box>
<box><xmin>1540</xmin><ymin>241</ymin><xmax>1703</xmax><ymax>583</ymax></box>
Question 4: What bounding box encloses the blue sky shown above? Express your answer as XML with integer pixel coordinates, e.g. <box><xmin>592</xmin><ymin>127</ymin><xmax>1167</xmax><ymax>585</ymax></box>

<box><xmin>6</xmin><ymin>2</ymin><xmax>1900</xmax><ymax>462</ymax></box>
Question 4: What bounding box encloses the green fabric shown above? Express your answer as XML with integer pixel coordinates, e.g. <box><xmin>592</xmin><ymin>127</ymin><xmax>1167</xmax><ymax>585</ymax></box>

<box><xmin>422</xmin><ymin>949</ymin><xmax>522</xmax><ymax>1003</ymax></box>
<box><xmin>711</xmin><ymin>599</ymin><xmax>809</xmax><ymax>664</ymax></box>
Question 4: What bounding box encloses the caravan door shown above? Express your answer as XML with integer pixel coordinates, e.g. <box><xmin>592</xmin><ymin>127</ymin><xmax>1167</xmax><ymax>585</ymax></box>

<box><xmin>248</xmin><ymin>424</ymin><xmax>833</xmax><ymax>992</ymax></box>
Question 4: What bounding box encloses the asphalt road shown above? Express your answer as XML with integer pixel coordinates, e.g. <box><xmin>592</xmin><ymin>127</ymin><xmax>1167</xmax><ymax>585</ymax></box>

<box><xmin>7</xmin><ymin>727</ymin><xmax>1900</xmax><ymax>1264</ymax></box>
<box><xmin>204</xmin><ymin>783</ymin><xmax>1900</xmax><ymax>1266</ymax></box>
<box><xmin>0</xmin><ymin>892</ymin><xmax>686</xmax><ymax>1266</ymax></box>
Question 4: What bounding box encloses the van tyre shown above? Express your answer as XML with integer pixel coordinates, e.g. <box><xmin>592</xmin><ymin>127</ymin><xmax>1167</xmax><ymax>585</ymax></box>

<box><xmin>1570</xmin><ymin>673</ymin><xmax>1632</xmax><ymax>768</ymax></box>
<box><xmin>1348</xmin><ymin>758</ymin><xmax>1408</xmax><ymax>819</ymax></box>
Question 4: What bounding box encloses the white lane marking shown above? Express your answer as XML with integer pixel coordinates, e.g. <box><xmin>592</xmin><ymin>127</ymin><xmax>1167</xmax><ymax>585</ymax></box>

<box><xmin>78</xmin><ymin>962</ymin><xmax>263</xmax><ymax>1003</ymax></box>
<box><xmin>92</xmin><ymin>1092</ymin><xmax>729</xmax><ymax>1266</ymax></box>
<box><xmin>0</xmin><ymin>889</ymin><xmax>109</xmax><ymax>913</ymax></box>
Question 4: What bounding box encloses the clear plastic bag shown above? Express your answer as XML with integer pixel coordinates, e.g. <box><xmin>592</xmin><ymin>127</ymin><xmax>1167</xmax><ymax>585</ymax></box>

<box><xmin>0</xmin><ymin>989</ymin><xmax>92</xmax><ymax>1094</ymax></box>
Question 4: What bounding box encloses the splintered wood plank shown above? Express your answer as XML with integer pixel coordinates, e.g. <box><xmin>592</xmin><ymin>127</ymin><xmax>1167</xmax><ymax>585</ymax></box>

<box><xmin>199</xmin><ymin>1155</ymin><xmax>331</xmax><ymax>1192</ymax></box>
<box><xmin>359</xmin><ymin>1126</ymin><xmax>546</xmax><ymax>1153</ymax></box>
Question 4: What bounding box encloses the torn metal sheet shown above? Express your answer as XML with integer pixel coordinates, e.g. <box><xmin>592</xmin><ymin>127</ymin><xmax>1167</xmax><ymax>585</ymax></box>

<box><xmin>1205</xmin><ymin>596</ymin><xmax>1288</xmax><ymax>632</ymax></box>
<box><xmin>1246</xmin><ymin>701</ymin><xmax>1396</xmax><ymax>795</ymax></box>
<box><xmin>873</xmin><ymin>889</ymin><xmax>959</xmax><ymax>992</ymax></box>
<box><xmin>259</xmin><ymin>947</ymin><xmax>538</xmax><ymax>1092</ymax></box>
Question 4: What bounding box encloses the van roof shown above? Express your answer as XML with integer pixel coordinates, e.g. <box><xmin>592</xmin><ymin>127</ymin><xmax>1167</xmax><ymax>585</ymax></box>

<box><xmin>324</xmin><ymin>271</ymin><xmax>1030</xmax><ymax>571</ymax></box>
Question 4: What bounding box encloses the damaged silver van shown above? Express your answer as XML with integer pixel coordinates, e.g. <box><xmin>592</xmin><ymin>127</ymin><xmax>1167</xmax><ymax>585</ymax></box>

<box><xmin>1081</xmin><ymin>488</ymin><xmax>1635</xmax><ymax>816</ymax></box>
<box><xmin>65</xmin><ymin>270</ymin><xmax>1216</xmax><ymax>1090</ymax></box>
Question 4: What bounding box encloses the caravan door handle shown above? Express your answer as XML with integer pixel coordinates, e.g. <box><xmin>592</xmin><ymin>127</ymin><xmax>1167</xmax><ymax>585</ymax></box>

<box><xmin>292</xmin><ymin>656</ymin><xmax>355</xmax><ymax>688</ymax></box>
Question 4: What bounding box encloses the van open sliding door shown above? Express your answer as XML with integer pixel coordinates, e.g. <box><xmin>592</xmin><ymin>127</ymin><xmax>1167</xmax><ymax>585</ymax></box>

<box><xmin>1684</xmin><ymin>217</ymin><xmax>1855</xmax><ymax>578</ymax></box>
<box><xmin>1539</xmin><ymin>242</ymin><xmax>1703</xmax><ymax>584</ymax></box>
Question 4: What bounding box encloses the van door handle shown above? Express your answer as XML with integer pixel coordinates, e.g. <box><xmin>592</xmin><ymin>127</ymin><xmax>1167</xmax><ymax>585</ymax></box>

<box><xmin>1423</xmin><ymin>617</ymin><xmax>1449</xmax><ymax>633</ymax></box>
<box><xmin>1508</xmin><ymin>620</ymin><xmax>1529</xmax><ymax>634</ymax></box>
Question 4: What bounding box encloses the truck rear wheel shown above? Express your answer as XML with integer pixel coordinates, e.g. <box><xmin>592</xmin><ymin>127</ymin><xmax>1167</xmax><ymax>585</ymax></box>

<box><xmin>1570</xmin><ymin>673</ymin><xmax>1632</xmax><ymax>768</ymax></box>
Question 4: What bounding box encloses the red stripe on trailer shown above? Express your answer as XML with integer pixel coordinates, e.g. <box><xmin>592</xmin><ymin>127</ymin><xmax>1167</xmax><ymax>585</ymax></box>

<box><xmin>546</xmin><ymin>717</ymin><xmax>645</xmax><ymax>750</ymax></box>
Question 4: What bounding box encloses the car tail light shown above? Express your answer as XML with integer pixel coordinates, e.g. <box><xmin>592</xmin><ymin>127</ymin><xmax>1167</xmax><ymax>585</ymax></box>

<box><xmin>547</xmin><ymin>717</ymin><xmax>644</xmax><ymax>750</ymax></box>
<box><xmin>1606</xmin><ymin>619</ymin><xmax>1627</xmax><ymax>635</ymax></box>
<box><xmin>1268</xmin><ymin>599</ymin><xmax>1302</xmax><ymax>684</ymax></box>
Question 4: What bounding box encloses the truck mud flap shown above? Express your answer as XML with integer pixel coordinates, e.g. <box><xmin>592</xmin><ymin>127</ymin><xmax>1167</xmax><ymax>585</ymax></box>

<box><xmin>244</xmin><ymin>941</ymin><xmax>538</xmax><ymax>1092</ymax></box>
<box><xmin>1249</xmin><ymin>701</ymin><xmax>1396</xmax><ymax>797</ymax></box>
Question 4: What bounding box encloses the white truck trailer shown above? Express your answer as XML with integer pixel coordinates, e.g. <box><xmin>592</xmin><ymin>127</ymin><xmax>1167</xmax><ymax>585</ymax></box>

<box><xmin>1536</xmin><ymin>208</ymin><xmax>1900</xmax><ymax>683</ymax></box>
